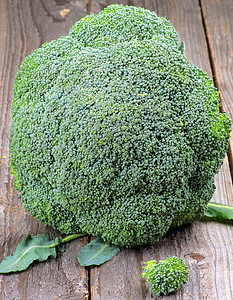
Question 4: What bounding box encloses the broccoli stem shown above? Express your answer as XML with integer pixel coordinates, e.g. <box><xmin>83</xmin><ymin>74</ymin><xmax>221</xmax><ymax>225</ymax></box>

<box><xmin>61</xmin><ymin>233</ymin><xmax>87</xmax><ymax>244</ymax></box>
<box><xmin>46</xmin><ymin>232</ymin><xmax>87</xmax><ymax>249</ymax></box>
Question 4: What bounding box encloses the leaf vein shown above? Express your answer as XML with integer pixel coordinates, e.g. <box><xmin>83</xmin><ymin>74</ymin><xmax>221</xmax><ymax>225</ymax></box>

<box><xmin>86</xmin><ymin>244</ymin><xmax>109</xmax><ymax>263</ymax></box>
<box><xmin>1</xmin><ymin>244</ymin><xmax>54</xmax><ymax>272</ymax></box>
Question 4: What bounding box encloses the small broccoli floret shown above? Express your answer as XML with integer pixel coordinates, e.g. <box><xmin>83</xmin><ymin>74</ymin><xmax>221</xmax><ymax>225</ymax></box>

<box><xmin>10</xmin><ymin>4</ymin><xmax>231</xmax><ymax>247</ymax></box>
<box><xmin>142</xmin><ymin>256</ymin><xmax>189</xmax><ymax>296</ymax></box>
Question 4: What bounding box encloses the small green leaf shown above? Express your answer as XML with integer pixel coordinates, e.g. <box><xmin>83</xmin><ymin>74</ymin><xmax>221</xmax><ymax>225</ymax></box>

<box><xmin>205</xmin><ymin>202</ymin><xmax>233</xmax><ymax>220</ymax></box>
<box><xmin>55</xmin><ymin>236</ymin><xmax>66</xmax><ymax>253</ymax></box>
<box><xmin>178</xmin><ymin>41</ymin><xmax>185</xmax><ymax>55</ymax></box>
<box><xmin>0</xmin><ymin>232</ymin><xmax>56</xmax><ymax>273</ymax></box>
<box><xmin>77</xmin><ymin>237</ymin><xmax>120</xmax><ymax>266</ymax></box>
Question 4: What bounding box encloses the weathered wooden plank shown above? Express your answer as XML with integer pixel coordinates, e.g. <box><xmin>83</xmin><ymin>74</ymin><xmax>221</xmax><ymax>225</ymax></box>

<box><xmin>0</xmin><ymin>1</ymin><xmax>89</xmax><ymax>299</ymax></box>
<box><xmin>89</xmin><ymin>0</ymin><xmax>233</xmax><ymax>299</ymax></box>
<box><xmin>200</xmin><ymin>0</ymin><xmax>233</xmax><ymax>174</ymax></box>
<box><xmin>1</xmin><ymin>0</ymin><xmax>233</xmax><ymax>299</ymax></box>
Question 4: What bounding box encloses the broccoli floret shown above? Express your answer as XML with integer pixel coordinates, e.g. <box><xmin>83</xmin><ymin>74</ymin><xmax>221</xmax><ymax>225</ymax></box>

<box><xmin>10</xmin><ymin>4</ymin><xmax>231</xmax><ymax>247</ymax></box>
<box><xmin>68</xmin><ymin>4</ymin><xmax>179</xmax><ymax>48</ymax></box>
<box><xmin>142</xmin><ymin>256</ymin><xmax>189</xmax><ymax>296</ymax></box>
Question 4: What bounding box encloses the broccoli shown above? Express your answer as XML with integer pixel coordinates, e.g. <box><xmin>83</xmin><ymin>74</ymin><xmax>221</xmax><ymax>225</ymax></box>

<box><xmin>10</xmin><ymin>4</ymin><xmax>231</xmax><ymax>248</ymax></box>
<box><xmin>142</xmin><ymin>256</ymin><xmax>189</xmax><ymax>296</ymax></box>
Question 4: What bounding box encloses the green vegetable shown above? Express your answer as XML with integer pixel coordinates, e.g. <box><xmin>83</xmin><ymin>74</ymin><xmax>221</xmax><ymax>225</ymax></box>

<box><xmin>142</xmin><ymin>256</ymin><xmax>189</xmax><ymax>296</ymax></box>
<box><xmin>204</xmin><ymin>202</ymin><xmax>233</xmax><ymax>220</ymax></box>
<box><xmin>0</xmin><ymin>232</ymin><xmax>120</xmax><ymax>273</ymax></box>
<box><xmin>10</xmin><ymin>4</ymin><xmax>231</xmax><ymax>248</ymax></box>
<box><xmin>0</xmin><ymin>232</ymin><xmax>85</xmax><ymax>273</ymax></box>
<box><xmin>1</xmin><ymin>201</ymin><xmax>233</xmax><ymax>273</ymax></box>
<box><xmin>77</xmin><ymin>237</ymin><xmax>120</xmax><ymax>266</ymax></box>
<box><xmin>0</xmin><ymin>233</ymin><xmax>57</xmax><ymax>273</ymax></box>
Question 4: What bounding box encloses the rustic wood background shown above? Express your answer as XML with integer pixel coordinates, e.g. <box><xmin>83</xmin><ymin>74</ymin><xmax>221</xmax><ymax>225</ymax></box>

<box><xmin>0</xmin><ymin>0</ymin><xmax>233</xmax><ymax>299</ymax></box>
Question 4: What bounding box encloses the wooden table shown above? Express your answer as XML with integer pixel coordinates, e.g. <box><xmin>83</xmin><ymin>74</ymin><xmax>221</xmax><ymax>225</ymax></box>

<box><xmin>1</xmin><ymin>0</ymin><xmax>233</xmax><ymax>299</ymax></box>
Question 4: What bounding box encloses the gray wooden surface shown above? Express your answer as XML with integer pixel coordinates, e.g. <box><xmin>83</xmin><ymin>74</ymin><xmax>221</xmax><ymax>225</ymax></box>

<box><xmin>0</xmin><ymin>0</ymin><xmax>233</xmax><ymax>299</ymax></box>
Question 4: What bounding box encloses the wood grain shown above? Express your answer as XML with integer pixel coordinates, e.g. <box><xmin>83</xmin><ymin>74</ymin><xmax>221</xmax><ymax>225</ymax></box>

<box><xmin>0</xmin><ymin>0</ymin><xmax>233</xmax><ymax>299</ymax></box>
<box><xmin>200</xmin><ymin>0</ymin><xmax>233</xmax><ymax>174</ymax></box>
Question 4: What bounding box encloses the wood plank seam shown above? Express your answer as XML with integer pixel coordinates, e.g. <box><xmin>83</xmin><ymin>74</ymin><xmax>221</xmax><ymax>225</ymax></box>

<box><xmin>199</xmin><ymin>0</ymin><xmax>233</xmax><ymax>183</ymax></box>
<box><xmin>1</xmin><ymin>1</ymin><xmax>233</xmax><ymax>299</ymax></box>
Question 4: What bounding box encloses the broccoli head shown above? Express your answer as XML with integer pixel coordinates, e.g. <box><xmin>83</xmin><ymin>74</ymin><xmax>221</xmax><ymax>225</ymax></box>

<box><xmin>10</xmin><ymin>4</ymin><xmax>231</xmax><ymax>247</ymax></box>
<box><xmin>142</xmin><ymin>256</ymin><xmax>189</xmax><ymax>295</ymax></box>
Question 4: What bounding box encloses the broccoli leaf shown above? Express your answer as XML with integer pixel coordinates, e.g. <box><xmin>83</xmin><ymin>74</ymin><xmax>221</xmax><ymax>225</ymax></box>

<box><xmin>205</xmin><ymin>202</ymin><xmax>233</xmax><ymax>220</ymax></box>
<box><xmin>0</xmin><ymin>232</ymin><xmax>86</xmax><ymax>273</ymax></box>
<box><xmin>0</xmin><ymin>232</ymin><xmax>56</xmax><ymax>273</ymax></box>
<box><xmin>77</xmin><ymin>237</ymin><xmax>120</xmax><ymax>266</ymax></box>
<box><xmin>178</xmin><ymin>41</ymin><xmax>185</xmax><ymax>55</ymax></box>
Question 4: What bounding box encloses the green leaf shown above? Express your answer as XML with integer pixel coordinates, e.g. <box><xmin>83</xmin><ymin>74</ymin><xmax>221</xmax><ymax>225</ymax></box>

<box><xmin>178</xmin><ymin>41</ymin><xmax>185</xmax><ymax>55</ymax></box>
<box><xmin>77</xmin><ymin>237</ymin><xmax>120</xmax><ymax>266</ymax></box>
<box><xmin>205</xmin><ymin>202</ymin><xmax>233</xmax><ymax>220</ymax></box>
<box><xmin>55</xmin><ymin>236</ymin><xmax>66</xmax><ymax>253</ymax></box>
<box><xmin>0</xmin><ymin>232</ymin><xmax>57</xmax><ymax>273</ymax></box>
